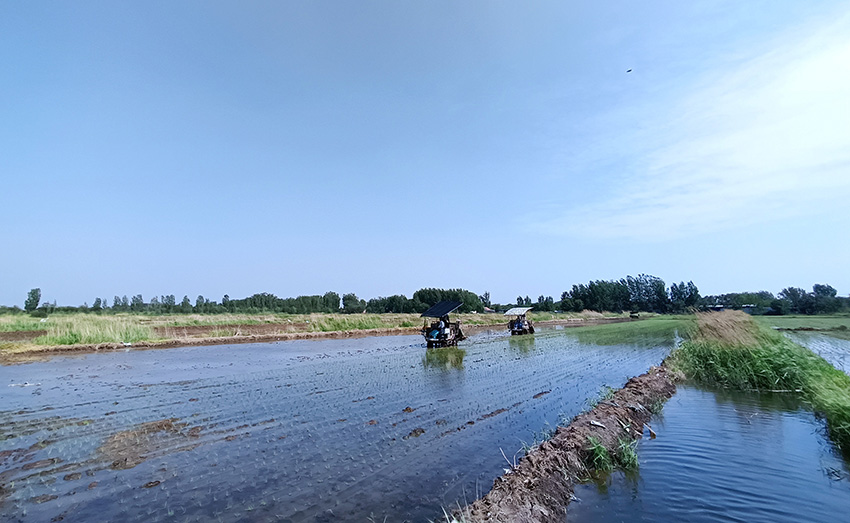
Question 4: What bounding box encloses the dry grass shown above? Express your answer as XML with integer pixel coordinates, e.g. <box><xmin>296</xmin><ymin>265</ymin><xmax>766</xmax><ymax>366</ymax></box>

<box><xmin>691</xmin><ymin>310</ymin><xmax>758</xmax><ymax>346</ymax></box>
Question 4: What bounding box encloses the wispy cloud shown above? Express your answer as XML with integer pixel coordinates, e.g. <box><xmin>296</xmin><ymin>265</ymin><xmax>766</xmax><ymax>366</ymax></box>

<box><xmin>536</xmin><ymin>12</ymin><xmax>850</xmax><ymax>241</ymax></box>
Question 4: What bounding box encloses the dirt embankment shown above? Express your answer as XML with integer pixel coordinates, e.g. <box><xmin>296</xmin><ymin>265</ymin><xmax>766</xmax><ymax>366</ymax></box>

<box><xmin>0</xmin><ymin>317</ymin><xmax>632</xmax><ymax>364</ymax></box>
<box><xmin>458</xmin><ymin>364</ymin><xmax>677</xmax><ymax>523</ymax></box>
<box><xmin>0</xmin><ymin>330</ymin><xmax>46</xmax><ymax>342</ymax></box>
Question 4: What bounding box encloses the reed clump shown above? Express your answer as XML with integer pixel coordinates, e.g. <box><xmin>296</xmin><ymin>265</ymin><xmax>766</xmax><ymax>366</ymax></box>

<box><xmin>670</xmin><ymin>311</ymin><xmax>850</xmax><ymax>453</ymax></box>
<box><xmin>33</xmin><ymin>316</ymin><xmax>156</xmax><ymax>345</ymax></box>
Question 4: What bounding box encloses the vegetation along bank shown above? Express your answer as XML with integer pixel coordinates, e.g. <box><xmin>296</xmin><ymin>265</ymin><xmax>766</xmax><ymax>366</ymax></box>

<box><xmin>451</xmin><ymin>311</ymin><xmax>850</xmax><ymax>522</ymax></box>
<box><xmin>668</xmin><ymin>310</ymin><xmax>850</xmax><ymax>454</ymax></box>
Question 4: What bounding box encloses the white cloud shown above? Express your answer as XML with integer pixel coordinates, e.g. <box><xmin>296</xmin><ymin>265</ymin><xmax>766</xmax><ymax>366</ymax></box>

<box><xmin>537</xmin><ymin>13</ymin><xmax>850</xmax><ymax>241</ymax></box>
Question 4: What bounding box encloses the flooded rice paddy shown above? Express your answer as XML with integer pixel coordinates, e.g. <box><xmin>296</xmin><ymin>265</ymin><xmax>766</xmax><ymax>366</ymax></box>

<box><xmin>1</xmin><ymin>327</ymin><xmax>673</xmax><ymax>522</ymax></box>
<box><xmin>785</xmin><ymin>331</ymin><xmax>850</xmax><ymax>375</ymax></box>
<box><xmin>568</xmin><ymin>385</ymin><xmax>850</xmax><ymax>522</ymax></box>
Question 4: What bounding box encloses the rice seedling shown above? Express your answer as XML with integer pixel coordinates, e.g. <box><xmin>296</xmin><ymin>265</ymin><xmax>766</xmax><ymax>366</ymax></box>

<box><xmin>569</xmin><ymin>316</ymin><xmax>694</xmax><ymax>346</ymax></box>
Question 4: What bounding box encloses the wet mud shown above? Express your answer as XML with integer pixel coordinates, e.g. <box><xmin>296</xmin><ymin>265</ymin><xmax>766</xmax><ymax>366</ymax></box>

<box><xmin>459</xmin><ymin>365</ymin><xmax>677</xmax><ymax>523</ymax></box>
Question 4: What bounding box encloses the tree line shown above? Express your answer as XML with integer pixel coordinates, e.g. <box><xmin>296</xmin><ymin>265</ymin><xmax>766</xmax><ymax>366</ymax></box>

<box><xmin>11</xmin><ymin>287</ymin><xmax>486</xmax><ymax>316</ymax></box>
<box><xmin>8</xmin><ymin>278</ymin><xmax>849</xmax><ymax>317</ymax></box>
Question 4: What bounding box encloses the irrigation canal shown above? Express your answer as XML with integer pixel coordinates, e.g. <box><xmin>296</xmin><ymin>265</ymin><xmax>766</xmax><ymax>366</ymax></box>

<box><xmin>568</xmin><ymin>384</ymin><xmax>850</xmax><ymax>522</ymax></box>
<box><xmin>2</xmin><ymin>327</ymin><xmax>671</xmax><ymax>522</ymax></box>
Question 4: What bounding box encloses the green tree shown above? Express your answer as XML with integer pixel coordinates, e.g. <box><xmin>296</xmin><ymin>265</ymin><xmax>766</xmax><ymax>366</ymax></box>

<box><xmin>479</xmin><ymin>292</ymin><xmax>491</xmax><ymax>308</ymax></box>
<box><xmin>130</xmin><ymin>294</ymin><xmax>144</xmax><ymax>312</ymax></box>
<box><xmin>195</xmin><ymin>295</ymin><xmax>206</xmax><ymax>312</ymax></box>
<box><xmin>180</xmin><ymin>295</ymin><xmax>192</xmax><ymax>313</ymax></box>
<box><xmin>813</xmin><ymin>284</ymin><xmax>840</xmax><ymax>314</ymax></box>
<box><xmin>670</xmin><ymin>281</ymin><xmax>700</xmax><ymax>313</ymax></box>
<box><xmin>24</xmin><ymin>288</ymin><xmax>41</xmax><ymax>312</ymax></box>
<box><xmin>779</xmin><ymin>287</ymin><xmax>814</xmax><ymax>314</ymax></box>
<box><xmin>768</xmin><ymin>298</ymin><xmax>789</xmax><ymax>315</ymax></box>
<box><xmin>92</xmin><ymin>297</ymin><xmax>102</xmax><ymax>311</ymax></box>
<box><xmin>342</xmin><ymin>293</ymin><xmax>366</xmax><ymax>314</ymax></box>
<box><xmin>322</xmin><ymin>291</ymin><xmax>341</xmax><ymax>313</ymax></box>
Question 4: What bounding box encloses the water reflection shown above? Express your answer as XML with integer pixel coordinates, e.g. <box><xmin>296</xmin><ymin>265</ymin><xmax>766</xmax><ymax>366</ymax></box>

<box><xmin>422</xmin><ymin>346</ymin><xmax>466</xmax><ymax>370</ymax></box>
<box><xmin>0</xmin><ymin>330</ymin><xmax>673</xmax><ymax>522</ymax></box>
<box><xmin>508</xmin><ymin>334</ymin><xmax>537</xmax><ymax>355</ymax></box>
<box><xmin>569</xmin><ymin>386</ymin><xmax>850</xmax><ymax>523</ymax></box>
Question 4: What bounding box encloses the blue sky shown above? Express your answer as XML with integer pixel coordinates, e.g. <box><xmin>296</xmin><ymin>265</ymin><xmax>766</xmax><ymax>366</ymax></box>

<box><xmin>2</xmin><ymin>1</ymin><xmax>849</xmax><ymax>307</ymax></box>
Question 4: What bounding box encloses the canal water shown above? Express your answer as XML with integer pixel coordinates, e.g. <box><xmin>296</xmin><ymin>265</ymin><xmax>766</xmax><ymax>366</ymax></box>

<box><xmin>1</xmin><ymin>327</ymin><xmax>672</xmax><ymax>522</ymax></box>
<box><xmin>568</xmin><ymin>385</ymin><xmax>850</xmax><ymax>522</ymax></box>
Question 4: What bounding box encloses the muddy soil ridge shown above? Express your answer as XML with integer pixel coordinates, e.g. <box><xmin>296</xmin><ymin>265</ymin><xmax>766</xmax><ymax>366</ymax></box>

<box><xmin>457</xmin><ymin>365</ymin><xmax>677</xmax><ymax>523</ymax></box>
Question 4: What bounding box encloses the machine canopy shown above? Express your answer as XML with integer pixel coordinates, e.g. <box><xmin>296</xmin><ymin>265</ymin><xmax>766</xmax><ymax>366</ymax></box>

<box><xmin>421</xmin><ymin>301</ymin><xmax>464</xmax><ymax>318</ymax></box>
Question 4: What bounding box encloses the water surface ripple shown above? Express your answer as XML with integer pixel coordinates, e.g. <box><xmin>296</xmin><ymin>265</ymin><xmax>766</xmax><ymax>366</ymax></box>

<box><xmin>784</xmin><ymin>331</ymin><xmax>850</xmax><ymax>375</ymax></box>
<box><xmin>1</xmin><ymin>327</ymin><xmax>671</xmax><ymax>522</ymax></box>
<box><xmin>568</xmin><ymin>386</ymin><xmax>850</xmax><ymax>523</ymax></box>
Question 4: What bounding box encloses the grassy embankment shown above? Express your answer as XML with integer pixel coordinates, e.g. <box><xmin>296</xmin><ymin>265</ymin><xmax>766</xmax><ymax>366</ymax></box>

<box><xmin>668</xmin><ymin>311</ymin><xmax>850</xmax><ymax>453</ymax></box>
<box><xmin>0</xmin><ymin>310</ymin><xmax>623</xmax><ymax>354</ymax></box>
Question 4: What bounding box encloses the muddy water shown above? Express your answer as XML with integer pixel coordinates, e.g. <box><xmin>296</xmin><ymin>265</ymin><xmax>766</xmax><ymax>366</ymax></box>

<box><xmin>568</xmin><ymin>385</ymin><xmax>850</xmax><ymax>522</ymax></box>
<box><xmin>785</xmin><ymin>331</ymin><xmax>850</xmax><ymax>375</ymax></box>
<box><xmin>1</xmin><ymin>327</ymin><xmax>672</xmax><ymax>522</ymax></box>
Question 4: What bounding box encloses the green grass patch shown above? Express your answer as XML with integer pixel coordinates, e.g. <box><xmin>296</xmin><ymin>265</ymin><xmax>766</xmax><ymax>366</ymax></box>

<box><xmin>586</xmin><ymin>385</ymin><xmax>616</xmax><ymax>409</ymax></box>
<box><xmin>585</xmin><ymin>436</ymin><xmax>613</xmax><ymax>472</ymax></box>
<box><xmin>33</xmin><ymin>316</ymin><xmax>156</xmax><ymax>345</ymax></box>
<box><xmin>614</xmin><ymin>438</ymin><xmax>639</xmax><ymax>470</ymax></box>
<box><xmin>207</xmin><ymin>328</ymin><xmax>239</xmax><ymax>338</ymax></box>
<box><xmin>0</xmin><ymin>315</ymin><xmax>49</xmax><ymax>332</ymax></box>
<box><xmin>310</xmin><ymin>316</ymin><xmax>388</xmax><ymax>332</ymax></box>
<box><xmin>669</xmin><ymin>311</ymin><xmax>850</xmax><ymax>454</ymax></box>
<box><xmin>569</xmin><ymin>316</ymin><xmax>694</xmax><ymax>346</ymax></box>
<box><xmin>755</xmin><ymin>315</ymin><xmax>850</xmax><ymax>341</ymax></box>
<box><xmin>755</xmin><ymin>315</ymin><xmax>850</xmax><ymax>331</ymax></box>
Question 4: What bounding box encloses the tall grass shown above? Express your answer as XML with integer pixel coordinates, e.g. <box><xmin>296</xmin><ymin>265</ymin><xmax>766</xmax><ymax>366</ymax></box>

<box><xmin>670</xmin><ymin>311</ymin><xmax>850</xmax><ymax>453</ymax></box>
<box><xmin>309</xmin><ymin>315</ymin><xmax>390</xmax><ymax>332</ymax></box>
<box><xmin>33</xmin><ymin>316</ymin><xmax>156</xmax><ymax>345</ymax></box>
<box><xmin>0</xmin><ymin>315</ymin><xmax>48</xmax><ymax>332</ymax></box>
